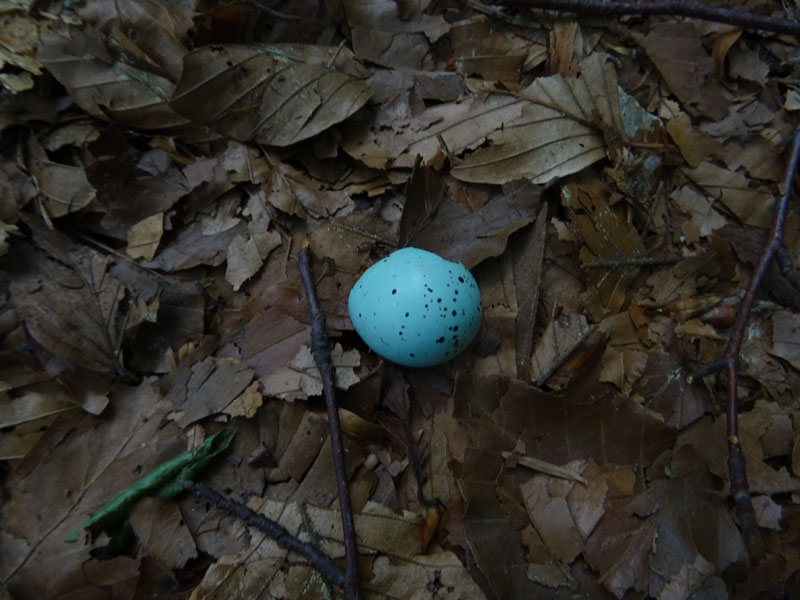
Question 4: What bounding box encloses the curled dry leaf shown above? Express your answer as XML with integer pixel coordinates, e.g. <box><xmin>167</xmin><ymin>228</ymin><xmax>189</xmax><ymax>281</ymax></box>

<box><xmin>170</xmin><ymin>44</ymin><xmax>373</xmax><ymax>147</ymax></box>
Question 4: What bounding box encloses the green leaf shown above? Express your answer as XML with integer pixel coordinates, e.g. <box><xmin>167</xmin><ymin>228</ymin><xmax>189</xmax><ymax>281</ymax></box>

<box><xmin>65</xmin><ymin>428</ymin><xmax>235</xmax><ymax>543</ymax></box>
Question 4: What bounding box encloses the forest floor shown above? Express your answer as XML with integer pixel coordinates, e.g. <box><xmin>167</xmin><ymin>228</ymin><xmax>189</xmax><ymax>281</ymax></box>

<box><xmin>1</xmin><ymin>1</ymin><xmax>800</xmax><ymax>599</ymax></box>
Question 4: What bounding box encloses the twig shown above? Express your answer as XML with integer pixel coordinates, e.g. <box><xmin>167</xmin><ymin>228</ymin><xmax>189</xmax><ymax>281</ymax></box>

<box><xmin>180</xmin><ymin>480</ymin><xmax>346</xmax><ymax>587</ymax></box>
<box><xmin>691</xmin><ymin>127</ymin><xmax>800</xmax><ymax>561</ymax></box>
<box><xmin>725</xmin><ymin>128</ymin><xmax>800</xmax><ymax>560</ymax></box>
<box><xmin>497</xmin><ymin>0</ymin><xmax>800</xmax><ymax>36</ymax></box>
<box><xmin>581</xmin><ymin>255</ymin><xmax>682</xmax><ymax>270</ymax></box>
<box><xmin>298</xmin><ymin>245</ymin><xmax>361</xmax><ymax>600</ymax></box>
<box><xmin>686</xmin><ymin>358</ymin><xmax>726</xmax><ymax>384</ymax></box>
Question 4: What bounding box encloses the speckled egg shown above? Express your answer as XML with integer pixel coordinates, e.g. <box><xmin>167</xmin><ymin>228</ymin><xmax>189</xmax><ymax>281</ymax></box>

<box><xmin>348</xmin><ymin>247</ymin><xmax>482</xmax><ymax>367</ymax></box>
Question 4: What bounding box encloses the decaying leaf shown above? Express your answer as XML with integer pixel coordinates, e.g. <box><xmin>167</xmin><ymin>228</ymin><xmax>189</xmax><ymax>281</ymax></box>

<box><xmin>562</xmin><ymin>178</ymin><xmax>646</xmax><ymax>321</ymax></box>
<box><xmin>10</xmin><ymin>219</ymin><xmax>143</xmax><ymax>374</ymax></box>
<box><xmin>38</xmin><ymin>24</ymin><xmax>189</xmax><ymax>130</ymax></box>
<box><xmin>1</xmin><ymin>381</ymin><xmax>183</xmax><ymax>598</ymax></box>
<box><xmin>401</xmin><ymin>178</ymin><xmax>542</xmax><ymax>267</ymax></box>
<box><xmin>170</xmin><ymin>44</ymin><xmax>373</xmax><ymax>146</ymax></box>
<box><xmin>452</xmin><ymin>52</ymin><xmax>623</xmax><ymax>184</ymax></box>
<box><xmin>26</xmin><ymin>137</ymin><xmax>95</xmax><ymax>218</ymax></box>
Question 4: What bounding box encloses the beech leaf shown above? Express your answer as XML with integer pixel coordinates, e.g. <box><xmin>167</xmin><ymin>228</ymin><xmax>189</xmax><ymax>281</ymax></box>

<box><xmin>170</xmin><ymin>44</ymin><xmax>373</xmax><ymax>146</ymax></box>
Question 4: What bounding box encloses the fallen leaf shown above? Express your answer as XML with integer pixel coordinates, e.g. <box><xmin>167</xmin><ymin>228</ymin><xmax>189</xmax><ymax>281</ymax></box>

<box><xmin>0</xmin><ymin>380</ymin><xmax>183</xmax><ymax>598</ymax></box>
<box><xmin>562</xmin><ymin>178</ymin><xmax>646</xmax><ymax>321</ymax></box>
<box><xmin>26</xmin><ymin>137</ymin><xmax>95</xmax><ymax>218</ymax></box>
<box><xmin>170</xmin><ymin>44</ymin><xmax>372</xmax><ymax>146</ymax></box>
<box><xmin>38</xmin><ymin>24</ymin><xmax>189</xmax><ymax>129</ymax></box>
<box><xmin>451</xmin><ymin>53</ymin><xmax>622</xmax><ymax>184</ymax></box>
<box><xmin>633</xmin><ymin>22</ymin><xmax>728</xmax><ymax>121</ymax></box>
<box><xmin>126</xmin><ymin>212</ymin><xmax>164</xmax><ymax>260</ymax></box>
<box><xmin>769</xmin><ymin>309</ymin><xmax>800</xmax><ymax>370</ymax></box>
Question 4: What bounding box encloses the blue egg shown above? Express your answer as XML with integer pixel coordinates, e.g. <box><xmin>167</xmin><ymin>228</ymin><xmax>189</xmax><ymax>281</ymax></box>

<box><xmin>348</xmin><ymin>248</ymin><xmax>482</xmax><ymax>367</ymax></box>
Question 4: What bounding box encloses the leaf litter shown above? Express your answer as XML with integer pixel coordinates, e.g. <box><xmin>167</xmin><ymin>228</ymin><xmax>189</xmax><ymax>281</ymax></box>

<box><xmin>1</xmin><ymin>1</ymin><xmax>800</xmax><ymax>599</ymax></box>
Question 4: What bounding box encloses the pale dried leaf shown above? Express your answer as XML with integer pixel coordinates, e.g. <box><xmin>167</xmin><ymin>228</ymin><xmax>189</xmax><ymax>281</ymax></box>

<box><xmin>451</xmin><ymin>53</ymin><xmax>621</xmax><ymax>184</ymax></box>
<box><xmin>126</xmin><ymin>212</ymin><xmax>163</xmax><ymax>260</ymax></box>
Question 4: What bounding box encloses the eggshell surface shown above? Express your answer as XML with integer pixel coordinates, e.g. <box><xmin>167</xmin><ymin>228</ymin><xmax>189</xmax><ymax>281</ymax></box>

<box><xmin>348</xmin><ymin>248</ymin><xmax>482</xmax><ymax>367</ymax></box>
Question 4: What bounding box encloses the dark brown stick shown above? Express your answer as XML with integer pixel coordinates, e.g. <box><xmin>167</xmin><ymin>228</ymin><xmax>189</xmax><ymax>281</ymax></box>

<box><xmin>721</xmin><ymin>128</ymin><xmax>800</xmax><ymax>560</ymax></box>
<box><xmin>298</xmin><ymin>245</ymin><xmax>361</xmax><ymax>600</ymax></box>
<box><xmin>581</xmin><ymin>255</ymin><xmax>682</xmax><ymax>270</ymax></box>
<box><xmin>498</xmin><ymin>0</ymin><xmax>800</xmax><ymax>36</ymax></box>
<box><xmin>180</xmin><ymin>479</ymin><xmax>346</xmax><ymax>587</ymax></box>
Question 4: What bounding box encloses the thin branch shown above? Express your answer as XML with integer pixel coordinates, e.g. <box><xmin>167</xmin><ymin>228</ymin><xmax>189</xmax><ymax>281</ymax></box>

<box><xmin>691</xmin><ymin>127</ymin><xmax>800</xmax><ymax>561</ymax></box>
<box><xmin>581</xmin><ymin>255</ymin><xmax>682</xmax><ymax>270</ymax></box>
<box><xmin>497</xmin><ymin>0</ymin><xmax>800</xmax><ymax>36</ymax></box>
<box><xmin>721</xmin><ymin>128</ymin><xmax>800</xmax><ymax>560</ymax></box>
<box><xmin>180</xmin><ymin>480</ymin><xmax>346</xmax><ymax>588</ymax></box>
<box><xmin>298</xmin><ymin>245</ymin><xmax>361</xmax><ymax>600</ymax></box>
<box><xmin>686</xmin><ymin>358</ymin><xmax>726</xmax><ymax>384</ymax></box>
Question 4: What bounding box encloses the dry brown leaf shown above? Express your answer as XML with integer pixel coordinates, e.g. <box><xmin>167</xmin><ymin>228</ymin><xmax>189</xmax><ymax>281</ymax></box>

<box><xmin>548</xmin><ymin>20</ymin><xmax>578</xmax><ymax>77</ymax></box>
<box><xmin>530</xmin><ymin>313</ymin><xmax>593</xmax><ymax>387</ymax></box>
<box><xmin>342</xmin><ymin>89</ymin><xmax>527</xmax><ymax>171</ymax></box>
<box><xmin>562</xmin><ymin>178</ymin><xmax>646</xmax><ymax>321</ymax></box>
<box><xmin>170</xmin><ymin>44</ymin><xmax>372</xmax><ymax>147</ymax></box>
<box><xmin>223</xmin><ymin>380</ymin><xmax>263</xmax><ymax>419</ymax></box>
<box><xmin>26</xmin><ymin>137</ymin><xmax>95</xmax><ymax>218</ymax></box>
<box><xmin>665</xmin><ymin>112</ymin><xmax>722</xmax><ymax>168</ymax></box>
<box><xmin>0</xmin><ymin>380</ymin><xmax>182</xmax><ymax>598</ymax></box>
<box><xmin>77</xmin><ymin>0</ymin><xmax>192</xmax><ymax>83</ymax></box>
<box><xmin>225</xmin><ymin>228</ymin><xmax>281</xmax><ymax>291</ymax></box>
<box><xmin>401</xmin><ymin>178</ymin><xmax>542</xmax><ymax>268</ymax></box>
<box><xmin>190</xmin><ymin>494</ymin><xmax>484</xmax><ymax>599</ymax></box>
<box><xmin>678</xmin><ymin>416</ymin><xmax>800</xmax><ymax>496</ymax></box>
<box><xmin>451</xmin><ymin>52</ymin><xmax>622</xmax><ymax>184</ymax></box>
<box><xmin>129</xmin><ymin>498</ymin><xmax>198</xmax><ymax>570</ymax></box>
<box><xmin>126</xmin><ymin>212</ymin><xmax>164</xmax><ymax>260</ymax></box>
<box><xmin>671</xmin><ymin>184</ymin><xmax>727</xmax><ymax>244</ymax></box>
<box><xmin>684</xmin><ymin>161</ymin><xmax>774</xmax><ymax>228</ymax></box>
<box><xmin>511</xmin><ymin>203</ymin><xmax>547</xmax><ymax>382</ymax></box>
<box><xmin>0</xmin><ymin>13</ymin><xmax>42</xmax><ymax>94</ymax></box>
<box><xmin>451</xmin><ymin>16</ymin><xmax>531</xmax><ymax>83</ymax></box>
<box><xmin>633</xmin><ymin>22</ymin><xmax>728</xmax><ymax>121</ymax></box>
<box><xmin>280</xmin><ymin>344</ymin><xmax>361</xmax><ymax>398</ymax></box>
<box><xmin>343</xmin><ymin>0</ymin><xmax>449</xmax><ymax>69</ymax></box>
<box><xmin>632</xmin><ymin>353</ymin><xmax>710</xmax><ymax>430</ymax></box>
<box><xmin>163</xmin><ymin>356</ymin><xmax>254</xmax><ymax>427</ymax></box>
<box><xmin>599</xmin><ymin>346</ymin><xmax>647</xmax><ymax>396</ymax></box>
<box><xmin>38</xmin><ymin>24</ymin><xmax>189</xmax><ymax>130</ymax></box>
<box><xmin>646</xmin><ymin>445</ymin><xmax>747</xmax><ymax>599</ymax></box>
<box><xmin>769</xmin><ymin>309</ymin><xmax>800</xmax><ymax>370</ymax></box>
<box><xmin>10</xmin><ymin>220</ymin><xmax>143</xmax><ymax>374</ymax></box>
